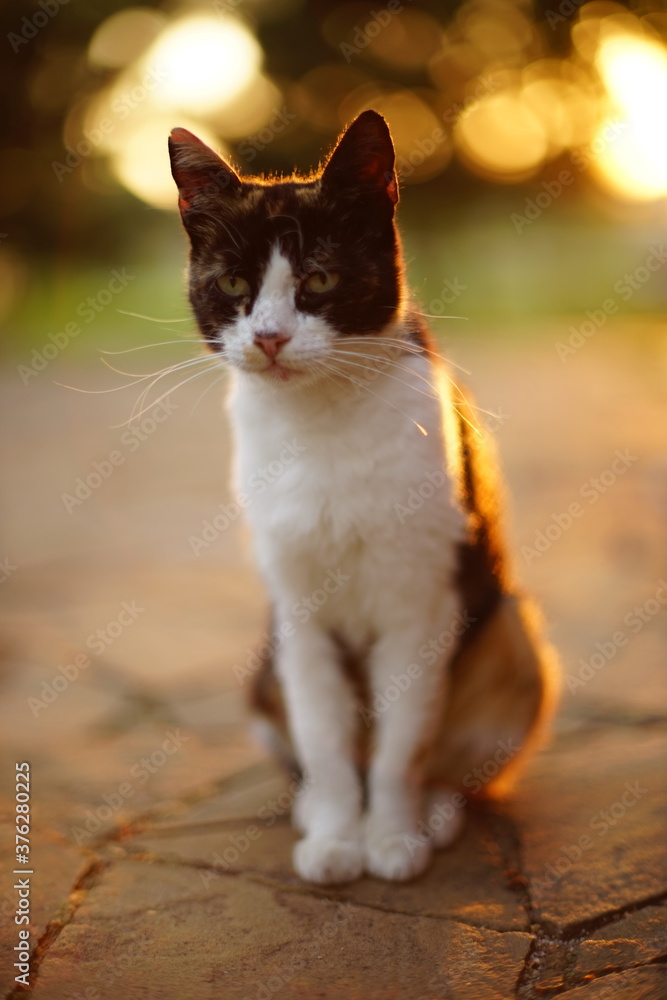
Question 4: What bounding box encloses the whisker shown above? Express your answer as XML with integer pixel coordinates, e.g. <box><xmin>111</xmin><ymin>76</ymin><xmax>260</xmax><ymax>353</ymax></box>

<box><xmin>117</xmin><ymin>309</ymin><xmax>192</xmax><ymax>323</ymax></box>
<box><xmin>54</xmin><ymin>355</ymin><xmax>217</xmax><ymax>421</ymax></box>
<box><xmin>100</xmin><ymin>339</ymin><xmax>200</xmax><ymax>355</ymax></box>
<box><xmin>436</xmin><ymin>356</ymin><xmax>470</xmax><ymax>376</ymax></box>
<box><xmin>53</xmin><ymin>378</ymin><xmax>151</xmax><ymax>395</ymax></box>
<box><xmin>53</xmin><ymin>356</ymin><xmax>209</xmax><ymax>395</ymax></box>
<box><xmin>99</xmin><ymin>354</ymin><xmax>212</xmax><ymax>381</ymax></box>
<box><xmin>326</xmin><ymin>345</ymin><xmax>488</xmax><ymax>437</ymax></box>
<box><xmin>331</xmin><ymin>348</ymin><xmax>440</xmax><ymax>395</ymax></box>
<box><xmin>122</xmin><ymin>357</ymin><xmax>220</xmax><ymax>423</ymax></box>
<box><xmin>342</xmin><ymin>335</ymin><xmax>423</xmax><ymax>353</ymax></box>
<box><xmin>218</xmin><ymin>219</ymin><xmax>244</xmax><ymax>252</ymax></box>
<box><xmin>330</xmin><ymin>354</ymin><xmax>437</xmax><ymax>401</ymax></box>
<box><xmin>119</xmin><ymin>362</ymin><xmax>223</xmax><ymax>427</ymax></box>
<box><xmin>342</xmin><ymin>336</ymin><xmax>471</xmax><ymax>376</ymax></box>
<box><xmin>127</xmin><ymin>361</ymin><xmax>213</xmax><ymax>424</ymax></box>
<box><xmin>341</xmin><ymin>336</ymin><xmax>434</xmax><ymax>362</ymax></box>
<box><xmin>190</xmin><ymin>369</ymin><xmax>230</xmax><ymax>415</ymax></box>
<box><xmin>318</xmin><ymin>359</ymin><xmax>429</xmax><ymax>436</ymax></box>
<box><xmin>267</xmin><ymin>215</ymin><xmax>304</xmax><ymax>254</ymax></box>
<box><xmin>417</xmin><ymin>313</ymin><xmax>468</xmax><ymax>321</ymax></box>
<box><xmin>453</xmin><ymin>404</ymin><xmax>483</xmax><ymax>438</ymax></box>
<box><xmin>456</xmin><ymin>400</ymin><xmax>505</xmax><ymax>421</ymax></box>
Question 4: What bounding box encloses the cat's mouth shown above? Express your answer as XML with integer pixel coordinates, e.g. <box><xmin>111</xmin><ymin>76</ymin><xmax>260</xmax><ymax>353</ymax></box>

<box><xmin>238</xmin><ymin>346</ymin><xmax>307</xmax><ymax>382</ymax></box>
<box><xmin>239</xmin><ymin>356</ymin><xmax>304</xmax><ymax>382</ymax></box>
<box><xmin>265</xmin><ymin>361</ymin><xmax>300</xmax><ymax>382</ymax></box>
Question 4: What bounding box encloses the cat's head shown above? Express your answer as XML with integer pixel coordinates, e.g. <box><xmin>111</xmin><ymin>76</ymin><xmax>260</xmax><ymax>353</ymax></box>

<box><xmin>168</xmin><ymin>111</ymin><xmax>405</xmax><ymax>386</ymax></box>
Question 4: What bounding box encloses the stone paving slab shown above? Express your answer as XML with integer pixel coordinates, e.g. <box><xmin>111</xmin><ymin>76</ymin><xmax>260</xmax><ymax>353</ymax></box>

<box><xmin>1</xmin><ymin>330</ymin><xmax>667</xmax><ymax>998</ymax></box>
<box><xmin>0</xmin><ymin>560</ymin><xmax>265</xmax><ymax>694</ymax></box>
<box><xmin>1</xmin><ymin>721</ymin><xmax>263</xmax><ymax>849</ymax></box>
<box><xmin>513</xmin><ymin>728</ymin><xmax>667</xmax><ymax>930</ymax></box>
<box><xmin>572</xmin><ymin>905</ymin><xmax>667</xmax><ymax>979</ymax></box>
<box><xmin>125</xmin><ymin>795</ymin><xmax>529</xmax><ymax>932</ymax></box>
<box><xmin>26</xmin><ymin>861</ymin><xmax>532</xmax><ymax>1000</ymax></box>
<box><xmin>555</xmin><ymin>967</ymin><xmax>667</xmax><ymax>999</ymax></box>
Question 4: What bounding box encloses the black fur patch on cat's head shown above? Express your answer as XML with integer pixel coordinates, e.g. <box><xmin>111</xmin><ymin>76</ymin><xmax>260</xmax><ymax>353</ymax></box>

<box><xmin>168</xmin><ymin>112</ymin><xmax>404</xmax><ymax>350</ymax></box>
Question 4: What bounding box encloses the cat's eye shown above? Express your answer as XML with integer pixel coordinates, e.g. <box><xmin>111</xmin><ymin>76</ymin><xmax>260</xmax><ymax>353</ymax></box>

<box><xmin>217</xmin><ymin>274</ymin><xmax>250</xmax><ymax>297</ymax></box>
<box><xmin>305</xmin><ymin>271</ymin><xmax>339</xmax><ymax>294</ymax></box>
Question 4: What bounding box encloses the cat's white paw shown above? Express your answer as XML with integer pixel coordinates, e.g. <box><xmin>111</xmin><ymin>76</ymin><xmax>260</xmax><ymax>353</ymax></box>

<box><xmin>426</xmin><ymin>788</ymin><xmax>466</xmax><ymax>849</ymax></box>
<box><xmin>364</xmin><ymin>829</ymin><xmax>433</xmax><ymax>882</ymax></box>
<box><xmin>293</xmin><ymin>835</ymin><xmax>363</xmax><ymax>884</ymax></box>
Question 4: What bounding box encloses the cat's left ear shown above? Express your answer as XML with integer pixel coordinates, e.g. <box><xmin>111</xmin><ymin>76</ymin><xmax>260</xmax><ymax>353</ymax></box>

<box><xmin>168</xmin><ymin>128</ymin><xmax>241</xmax><ymax>215</ymax></box>
<box><xmin>321</xmin><ymin>110</ymin><xmax>398</xmax><ymax>208</ymax></box>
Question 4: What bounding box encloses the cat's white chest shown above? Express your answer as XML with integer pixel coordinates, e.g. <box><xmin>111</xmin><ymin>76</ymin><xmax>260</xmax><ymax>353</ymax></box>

<box><xmin>228</xmin><ymin>362</ymin><xmax>465</xmax><ymax>638</ymax></box>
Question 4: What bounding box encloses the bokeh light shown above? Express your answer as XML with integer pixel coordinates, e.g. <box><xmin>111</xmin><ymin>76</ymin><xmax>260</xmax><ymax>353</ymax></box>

<box><xmin>78</xmin><ymin>10</ymin><xmax>271</xmax><ymax>208</ymax></box>
<box><xmin>67</xmin><ymin>0</ymin><xmax>667</xmax><ymax>205</ymax></box>
<box><xmin>454</xmin><ymin>86</ymin><xmax>549</xmax><ymax>182</ymax></box>
<box><xmin>592</xmin><ymin>30</ymin><xmax>667</xmax><ymax>201</ymax></box>
<box><xmin>292</xmin><ymin>64</ymin><xmax>372</xmax><ymax>133</ymax></box>
<box><xmin>460</xmin><ymin>1</ymin><xmax>535</xmax><ymax>60</ymax></box>
<box><xmin>88</xmin><ymin>7</ymin><xmax>166</xmax><ymax>69</ymax></box>
<box><xmin>144</xmin><ymin>14</ymin><xmax>262</xmax><ymax>116</ymax></box>
<box><xmin>357</xmin><ymin>9</ymin><xmax>442</xmax><ymax>71</ymax></box>
<box><xmin>207</xmin><ymin>75</ymin><xmax>284</xmax><ymax>140</ymax></box>
<box><xmin>13</xmin><ymin>0</ymin><xmax>667</xmax><ymax>224</ymax></box>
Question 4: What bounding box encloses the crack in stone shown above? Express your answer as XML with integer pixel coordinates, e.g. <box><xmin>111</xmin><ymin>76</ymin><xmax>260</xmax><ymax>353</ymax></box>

<box><xmin>78</xmin><ymin>759</ymin><xmax>277</xmax><ymax>851</ymax></box>
<box><xmin>91</xmin><ymin>690</ymin><xmax>182</xmax><ymax>741</ymax></box>
<box><xmin>3</xmin><ymin>858</ymin><xmax>109</xmax><ymax>999</ymax></box>
<box><xmin>481</xmin><ymin>806</ymin><xmax>551</xmax><ymax>999</ymax></box>
<box><xmin>28</xmin><ymin>786</ymin><xmax>661</xmax><ymax>1000</ymax></box>
<box><xmin>559</xmin><ymin>888</ymin><xmax>667</xmax><ymax>940</ymax></box>
<box><xmin>485</xmin><ymin>805</ymin><xmax>667</xmax><ymax>1000</ymax></box>
<box><xmin>113</xmin><ymin>848</ymin><xmax>526</xmax><ymax>935</ymax></box>
<box><xmin>485</xmin><ymin>803</ymin><xmax>667</xmax><ymax>999</ymax></box>
<box><xmin>135</xmin><ymin>813</ymin><xmax>293</xmax><ymax>839</ymax></box>
<box><xmin>256</xmin><ymin>876</ymin><xmax>527</xmax><ymax>935</ymax></box>
<box><xmin>535</xmin><ymin>954</ymin><xmax>667</xmax><ymax>998</ymax></box>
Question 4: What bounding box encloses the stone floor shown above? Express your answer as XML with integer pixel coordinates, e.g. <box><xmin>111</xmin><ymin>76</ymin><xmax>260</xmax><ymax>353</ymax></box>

<box><xmin>1</xmin><ymin>322</ymin><xmax>666</xmax><ymax>999</ymax></box>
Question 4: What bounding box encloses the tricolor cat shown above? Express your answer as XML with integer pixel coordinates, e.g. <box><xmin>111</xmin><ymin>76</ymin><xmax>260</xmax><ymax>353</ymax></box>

<box><xmin>168</xmin><ymin>111</ymin><xmax>558</xmax><ymax>885</ymax></box>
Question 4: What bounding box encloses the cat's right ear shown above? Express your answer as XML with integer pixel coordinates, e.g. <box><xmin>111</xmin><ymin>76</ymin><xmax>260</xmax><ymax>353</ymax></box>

<box><xmin>321</xmin><ymin>110</ymin><xmax>398</xmax><ymax>208</ymax></box>
<box><xmin>168</xmin><ymin>128</ymin><xmax>241</xmax><ymax>215</ymax></box>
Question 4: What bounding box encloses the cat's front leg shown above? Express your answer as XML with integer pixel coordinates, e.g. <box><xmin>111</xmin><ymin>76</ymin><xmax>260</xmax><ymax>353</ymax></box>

<box><xmin>364</xmin><ymin>603</ymin><xmax>459</xmax><ymax>881</ymax></box>
<box><xmin>274</xmin><ymin>620</ymin><xmax>363</xmax><ymax>884</ymax></box>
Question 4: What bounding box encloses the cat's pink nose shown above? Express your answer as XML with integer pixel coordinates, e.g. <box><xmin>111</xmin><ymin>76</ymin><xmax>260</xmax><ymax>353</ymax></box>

<box><xmin>254</xmin><ymin>332</ymin><xmax>291</xmax><ymax>360</ymax></box>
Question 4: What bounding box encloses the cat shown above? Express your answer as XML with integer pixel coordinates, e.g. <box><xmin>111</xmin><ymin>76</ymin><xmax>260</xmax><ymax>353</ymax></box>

<box><xmin>168</xmin><ymin>110</ymin><xmax>558</xmax><ymax>885</ymax></box>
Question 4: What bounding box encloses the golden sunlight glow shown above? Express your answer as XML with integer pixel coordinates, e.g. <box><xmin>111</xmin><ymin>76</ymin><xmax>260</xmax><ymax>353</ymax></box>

<box><xmin>462</xmin><ymin>3</ymin><xmax>533</xmax><ymax>59</ymax></box>
<box><xmin>88</xmin><ymin>8</ymin><xmax>165</xmax><ymax>69</ymax></box>
<box><xmin>521</xmin><ymin>79</ymin><xmax>575</xmax><ymax>153</ymax></box>
<box><xmin>145</xmin><ymin>14</ymin><xmax>262</xmax><ymax>116</ymax></box>
<box><xmin>592</xmin><ymin>32</ymin><xmax>667</xmax><ymax>200</ymax></box>
<box><xmin>454</xmin><ymin>89</ymin><xmax>548</xmax><ymax>181</ymax></box>
<box><xmin>79</xmin><ymin>11</ymin><xmax>277</xmax><ymax>207</ymax></box>
<box><xmin>208</xmin><ymin>74</ymin><xmax>283</xmax><ymax>138</ymax></box>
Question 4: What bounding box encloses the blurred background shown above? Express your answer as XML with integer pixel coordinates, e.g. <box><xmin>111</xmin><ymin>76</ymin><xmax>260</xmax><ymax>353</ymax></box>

<box><xmin>0</xmin><ymin>0</ymin><xmax>666</xmax><ymax>848</ymax></box>
<box><xmin>3</xmin><ymin>0</ymin><xmax>667</xmax><ymax>339</ymax></box>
